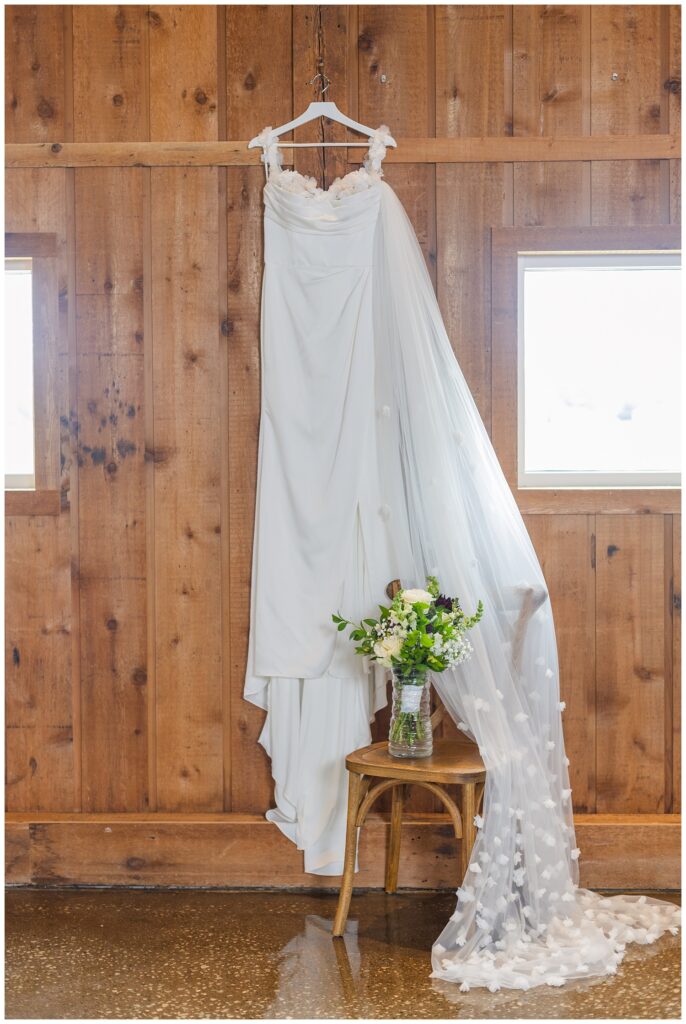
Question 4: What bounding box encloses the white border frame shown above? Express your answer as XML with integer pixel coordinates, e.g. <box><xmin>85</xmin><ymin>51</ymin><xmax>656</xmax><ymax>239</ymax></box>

<box><xmin>516</xmin><ymin>250</ymin><xmax>681</xmax><ymax>490</ymax></box>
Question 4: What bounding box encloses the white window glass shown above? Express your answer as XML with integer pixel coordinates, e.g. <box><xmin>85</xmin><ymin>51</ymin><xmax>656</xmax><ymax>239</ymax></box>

<box><xmin>4</xmin><ymin>257</ymin><xmax>35</xmax><ymax>490</ymax></box>
<box><xmin>518</xmin><ymin>252</ymin><xmax>681</xmax><ymax>488</ymax></box>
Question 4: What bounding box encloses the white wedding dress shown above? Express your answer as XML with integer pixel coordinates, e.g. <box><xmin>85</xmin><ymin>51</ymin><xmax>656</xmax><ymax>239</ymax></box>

<box><xmin>245</xmin><ymin>126</ymin><xmax>679</xmax><ymax>989</ymax></box>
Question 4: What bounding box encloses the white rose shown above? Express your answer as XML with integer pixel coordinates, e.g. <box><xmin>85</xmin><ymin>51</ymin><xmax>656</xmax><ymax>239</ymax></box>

<box><xmin>373</xmin><ymin>634</ymin><xmax>404</xmax><ymax>666</ymax></box>
<box><xmin>400</xmin><ymin>588</ymin><xmax>434</xmax><ymax>606</ymax></box>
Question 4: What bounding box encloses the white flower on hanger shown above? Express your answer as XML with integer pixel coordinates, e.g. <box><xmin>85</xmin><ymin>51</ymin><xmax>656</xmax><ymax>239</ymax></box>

<box><xmin>473</xmin><ymin>814</ymin><xmax>484</xmax><ymax>829</ymax></box>
<box><xmin>497</xmin><ymin>854</ymin><xmax>509</xmax><ymax>866</ymax></box>
<box><xmin>513</xmin><ymin>868</ymin><xmax>526</xmax><ymax>886</ymax></box>
<box><xmin>545</xmin><ymin>668</ymin><xmax>554</xmax><ymax>679</ymax></box>
<box><xmin>546</xmin><ymin>740</ymin><xmax>556</xmax><ymax>750</ymax></box>
<box><xmin>559</xmin><ymin>701</ymin><xmax>566</xmax><ymax>711</ymax></box>
<box><xmin>514</xmin><ymin>712</ymin><xmax>528</xmax><ymax>722</ymax></box>
<box><xmin>495</xmin><ymin>688</ymin><xmax>504</xmax><ymax>700</ymax></box>
<box><xmin>543</xmin><ymin>798</ymin><xmax>556</xmax><ymax>809</ymax></box>
<box><xmin>469</xmin><ymin>862</ymin><xmax>482</xmax><ymax>874</ymax></box>
<box><xmin>571</xmin><ymin>848</ymin><xmax>581</xmax><ymax>860</ymax></box>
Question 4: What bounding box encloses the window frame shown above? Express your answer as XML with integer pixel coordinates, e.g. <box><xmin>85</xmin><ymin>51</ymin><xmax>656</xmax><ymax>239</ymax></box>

<box><xmin>491</xmin><ymin>224</ymin><xmax>681</xmax><ymax>515</ymax></box>
<box><xmin>516</xmin><ymin>249</ymin><xmax>680</xmax><ymax>490</ymax></box>
<box><xmin>4</xmin><ymin>232</ymin><xmax>61</xmax><ymax>516</ymax></box>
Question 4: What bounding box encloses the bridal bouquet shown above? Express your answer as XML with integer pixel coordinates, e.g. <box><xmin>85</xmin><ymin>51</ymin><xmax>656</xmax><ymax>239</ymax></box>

<box><xmin>333</xmin><ymin>577</ymin><xmax>483</xmax><ymax>757</ymax></box>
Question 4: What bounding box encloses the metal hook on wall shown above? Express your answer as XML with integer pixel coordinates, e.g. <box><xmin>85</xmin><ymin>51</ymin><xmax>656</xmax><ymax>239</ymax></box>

<box><xmin>307</xmin><ymin>66</ymin><xmax>331</xmax><ymax>97</ymax></box>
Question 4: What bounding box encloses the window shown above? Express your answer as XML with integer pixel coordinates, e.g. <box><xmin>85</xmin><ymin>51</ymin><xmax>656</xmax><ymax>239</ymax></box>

<box><xmin>518</xmin><ymin>251</ymin><xmax>681</xmax><ymax>489</ymax></box>
<box><xmin>4</xmin><ymin>256</ymin><xmax>35</xmax><ymax>490</ymax></box>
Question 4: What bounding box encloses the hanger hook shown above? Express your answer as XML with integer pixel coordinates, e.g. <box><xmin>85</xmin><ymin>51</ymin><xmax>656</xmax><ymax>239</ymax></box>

<box><xmin>307</xmin><ymin>69</ymin><xmax>331</xmax><ymax>97</ymax></box>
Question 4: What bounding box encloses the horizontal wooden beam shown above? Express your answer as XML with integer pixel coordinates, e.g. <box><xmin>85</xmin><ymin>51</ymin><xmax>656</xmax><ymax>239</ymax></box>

<box><xmin>5</xmin><ymin>135</ymin><xmax>680</xmax><ymax>169</ymax></box>
<box><xmin>6</xmin><ymin>812</ymin><xmax>679</xmax><ymax>890</ymax></box>
<box><xmin>5</xmin><ymin>490</ymin><xmax>62</xmax><ymax>517</ymax></box>
<box><xmin>5</xmin><ymin>232</ymin><xmax>57</xmax><ymax>257</ymax></box>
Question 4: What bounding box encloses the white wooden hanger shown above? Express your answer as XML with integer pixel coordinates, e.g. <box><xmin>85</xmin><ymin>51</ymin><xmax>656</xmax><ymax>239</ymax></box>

<box><xmin>247</xmin><ymin>101</ymin><xmax>397</xmax><ymax>150</ymax></box>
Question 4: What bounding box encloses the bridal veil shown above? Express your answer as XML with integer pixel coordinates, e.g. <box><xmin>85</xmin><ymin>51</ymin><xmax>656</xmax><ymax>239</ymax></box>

<box><xmin>373</xmin><ymin>180</ymin><xmax>679</xmax><ymax>990</ymax></box>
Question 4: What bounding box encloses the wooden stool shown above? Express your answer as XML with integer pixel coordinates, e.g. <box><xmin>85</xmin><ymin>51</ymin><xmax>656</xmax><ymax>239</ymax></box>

<box><xmin>332</xmin><ymin>708</ymin><xmax>486</xmax><ymax>937</ymax></box>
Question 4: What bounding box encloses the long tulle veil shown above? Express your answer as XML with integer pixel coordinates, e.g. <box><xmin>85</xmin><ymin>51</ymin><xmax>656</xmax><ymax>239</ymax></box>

<box><xmin>372</xmin><ymin>180</ymin><xmax>679</xmax><ymax>990</ymax></box>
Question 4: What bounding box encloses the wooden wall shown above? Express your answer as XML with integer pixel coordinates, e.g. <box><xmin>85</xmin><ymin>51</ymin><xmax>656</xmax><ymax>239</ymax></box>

<box><xmin>5</xmin><ymin>4</ymin><xmax>681</xmax><ymax>887</ymax></box>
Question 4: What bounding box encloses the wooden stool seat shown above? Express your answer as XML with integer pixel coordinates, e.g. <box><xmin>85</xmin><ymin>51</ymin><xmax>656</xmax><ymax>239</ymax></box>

<box><xmin>332</xmin><ymin>736</ymin><xmax>486</xmax><ymax>937</ymax></box>
<box><xmin>346</xmin><ymin>738</ymin><xmax>486</xmax><ymax>785</ymax></box>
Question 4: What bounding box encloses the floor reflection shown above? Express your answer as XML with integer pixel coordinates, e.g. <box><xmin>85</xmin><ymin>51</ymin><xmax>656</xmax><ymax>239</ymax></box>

<box><xmin>5</xmin><ymin>888</ymin><xmax>680</xmax><ymax>1019</ymax></box>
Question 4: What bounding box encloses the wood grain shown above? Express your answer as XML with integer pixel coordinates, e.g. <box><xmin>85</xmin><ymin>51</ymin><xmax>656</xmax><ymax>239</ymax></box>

<box><xmin>513</xmin><ymin>5</ymin><xmax>589</xmax><ymax>227</ymax></box>
<box><xmin>673</xmin><ymin>515</ymin><xmax>681</xmax><ymax>813</ymax></box>
<box><xmin>358</xmin><ymin>5</ymin><xmax>436</xmax><ymax>276</ymax></box>
<box><xmin>225</xmin><ymin>4</ymin><xmax>292</xmax><ymax>813</ymax></box>
<box><xmin>72</xmin><ymin>5</ymin><xmax>149</xmax><ymax>143</ymax></box>
<box><xmin>4</xmin><ymin>812</ymin><xmax>679</xmax><ymax>891</ymax></box>
<box><xmin>74</xmin><ymin>168</ymin><xmax>148</xmax><ymax>811</ymax></box>
<box><xmin>591</xmin><ymin>5</ymin><xmax>666</xmax><ymax>225</ymax></box>
<box><xmin>596</xmin><ymin>516</ymin><xmax>666</xmax><ymax>813</ymax></box>
<box><xmin>525</xmin><ymin>515</ymin><xmax>596</xmax><ymax>812</ymax></box>
<box><xmin>5</xmin><ymin>515</ymin><xmax>74</xmax><ymax>810</ymax></box>
<box><xmin>149</xmin><ymin>4</ymin><xmax>218</xmax><ymax>142</ymax></box>
<box><xmin>435</xmin><ymin>5</ymin><xmax>509</xmax><ymax>430</ymax></box>
<box><xmin>151</xmin><ymin>167</ymin><xmax>223</xmax><ymax>812</ymax></box>
<box><xmin>4</xmin><ymin>5</ymin><xmax>66</xmax><ymax>143</ymax></box>
<box><xmin>6</xmin><ymin>134</ymin><xmax>680</xmax><ymax>168</ymax></box>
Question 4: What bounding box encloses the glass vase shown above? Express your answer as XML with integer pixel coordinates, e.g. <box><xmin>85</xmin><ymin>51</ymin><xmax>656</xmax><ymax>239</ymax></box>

<box><xmin>388</xmin><ymin>667</ymin><xmax>433</xmax><ymax>758</ymax></box>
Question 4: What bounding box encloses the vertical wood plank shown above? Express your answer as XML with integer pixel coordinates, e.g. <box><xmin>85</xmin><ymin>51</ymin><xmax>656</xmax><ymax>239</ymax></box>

<box><xmin>358</xmin><ymin>5</ymin><xmax>436</xmax><ymax>276</ymax></box>
<box><xmin>596</xmin><ymin>516</ymin><xmax>666</xmax><ymax>812</ymax></box>
<box><xmin>358</xmin><ymin>4</ymin><xmax>437</xmax><ymax>810</ymax></box>
<box><xmin>5</xmin><ymin>4</ymin><xmax>66</xmax><ymax>143</ymax></box>
<box><xmin>513</xmin><ymin>5</ymin><xmax>590</xmax><ymax>226</ymax></box>
<box><xmin>668</xmin><ymin>5</ymin><xmax>681</xmax><ymax>224</ymax></box>
<box><xmin>5</xmin><ymin>166</ymin><xmax>76</xmax><ymax>809</ymax></box>
<box><xmin>5</xmin><ymin>516</ymin><xmax>74</xmax><ymax>810</ymax></box>
<box><xmin>292</xmin><ymin>5</ymin><xmax>351</xmax><ymax>186</ymax></box>
<box><xmin>74</xmin><ymin>167</ymin><xmax>148</xmax><ymax>811</ymax></box>
<box><xmin>435</xmin><ymin>5</ymin><xmax>509</xmax><ymax>431</ymax></box>
<box><xmin>591</xmin><ymin>5</ymin><xmax>666</xmax><ymax>225</ymax></box>
<box><xmin>72</xmin><ymin>5</ymin><xmax>149</xmax><ymax>142</ymax></box>
<box><xmin>672</xmin><ymin>515</ymin><xmax>681</xmax><ymax>812</ymax></box>
<box><xmin>525</xmin><ymin>514</ymin><xmax>596</xmax><ymax>812</ymax></box>
<box><xmin>148</xmin><ymin>4</ymin><xmax>218</xmax><ymax>142</ymax></box>
<box><xmin>151</xmin><ymin>167</ymin><xmax>223</xmax><ymax>812</ymax></box>
<box><xmin>225</xmin><ymin>4</ymin><xmax>293</xmax><ymax>813</ymax></box>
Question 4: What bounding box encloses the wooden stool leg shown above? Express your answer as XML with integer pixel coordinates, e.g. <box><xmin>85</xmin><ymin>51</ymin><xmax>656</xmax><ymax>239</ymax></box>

<box><xmin>460</xmin><ymin>783</ymin><xmax>478</xmax><ymax>880</ymax></box>
<box><xmin>385</xmin><ymin>783</ymin><xmax>405</xmax><ymax>893</ymax></box>
<box><xmin>333</xmin><ymin>771</ymin><xmax>364</xmax><ymax>937</ymax></box>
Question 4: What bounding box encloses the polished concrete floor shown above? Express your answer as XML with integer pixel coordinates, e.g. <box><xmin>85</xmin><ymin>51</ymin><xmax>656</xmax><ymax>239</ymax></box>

<box><xmin>5</xmin><ymin>888</ymin><xmax>681</xmax><ymax>1019</ymax></box>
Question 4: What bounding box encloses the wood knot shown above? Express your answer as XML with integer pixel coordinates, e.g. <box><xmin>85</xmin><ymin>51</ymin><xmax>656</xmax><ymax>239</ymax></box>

<box><xmin>106</xmin><ymin>618</ymin><xmax>118</xmax><ymax>631</ymax></box>
<box><xmin>126</xmin><ymin>857</ymin><xmax>146</xmax><ymax>870</ymax></box>
<box><xmin>221</xmin><ymin>318</ymin><xmax>233</xmax><ymax>337</ymax></box>
<box><xmin>114</xmin><ymin>10</ymin><xmax>126</xmax><ymax>31</ymax></box>
<box><xmin>132</xmin><ymin>667</ymin><xmax>147</xmax><ymax>685</ymax></box>
<box><xmin>134</xmin><ymin>331</ymin><xmax>143</xmax><ymax>345</ymax></box>
<box><xmin>358</xmin><ymin>30</ymin><xmax>374</xmax><ymax>52</ymax></box>
<box><xmin>243</xmin><ymin>71</ymin><xmax>256</xmax><ymax>91</ymax></box>
<box><xmin>542</xmin><ymin>88</ymin><xmax>559</xmax><ymax>103</ymax></box>
<box><xmin>106</xmin><ymin>461</ymin><xmax>118</xmax><ymax>475</ymax></box>
<box><xmin>112</xmin><ymin>94</ymin><xmax>124</xmax><ymax>107</ymax></box>
<box><xmin>606</xmin><ymin>544</ymin><xmax>620</xmax><ymax>557</ymax></box>
<box><xmin>37</xmin><ymin>98</ymin><xmax>54</xmax><ymax>120</ymax></box>
<box><xmin>31</xmin><ymin>62</ymin><xmax>41</xmax><ymax>72</ymax></box>
<box><xmin>664</xmin><ymin>78</ymin><xmax>681</xmax><ymax>95</ymax></box>
<box><xmin>194</xmin><ymin>88</ymin><xmax>208</xmax><ymax>105</ymax></box>
<box><xmin>147</xmin><ymin>10</ymin><xmax>162</xmax><ymax>27</ymax></box>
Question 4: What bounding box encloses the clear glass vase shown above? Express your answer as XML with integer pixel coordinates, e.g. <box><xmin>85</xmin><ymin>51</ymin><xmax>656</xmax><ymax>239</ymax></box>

<box><xmin>388</xmin><ymin>667</ymin><xmax>433</xmax><ymax>758</ymax></box>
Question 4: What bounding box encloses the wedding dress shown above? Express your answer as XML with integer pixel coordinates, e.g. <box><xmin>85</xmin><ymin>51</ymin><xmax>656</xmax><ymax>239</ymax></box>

<box><xmin>245</xmin><ymin>125</ymin><xmax>680</xmax><ymax>989</ymax></box>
